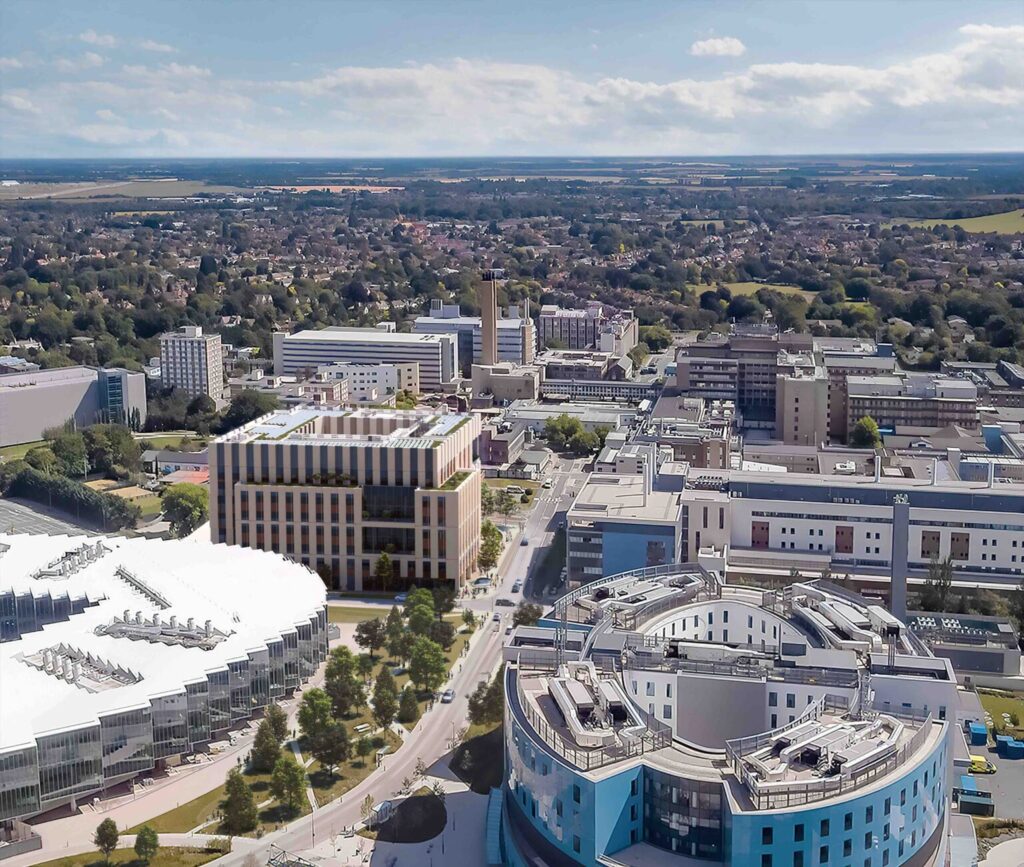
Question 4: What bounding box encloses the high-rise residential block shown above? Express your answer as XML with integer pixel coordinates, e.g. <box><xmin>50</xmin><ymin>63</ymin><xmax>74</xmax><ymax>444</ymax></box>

<box><xmin>159</xmin><ymin>325</ymin><xmax>223</xmax><ymax>401</ymax></box>
<box><xmin>210</xmin><ymin>407</ymin><xmax>482</xmax><ymax>590</ymax></box>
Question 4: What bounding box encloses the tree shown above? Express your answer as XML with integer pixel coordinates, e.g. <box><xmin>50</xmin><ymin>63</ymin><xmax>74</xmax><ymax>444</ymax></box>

<box><xmin>428</xmin><ymin>619</ymin><xmax>456</xmax><ymax>650</ymax></box>
<box><xmin>568</xmin><ymin>428</ymin><xmax>600</xmax><ymax>454</ymax></box>
<box><xmin>298</xmin><ymin>687</ymin><xmax>334</xmax><ymax>743</ymax></box>
<box><xmin>373</xmin><ymin>551</ymin><xmax>394</xmax><ymax>590</ymax></box>
<box><xmin>354</xmin><ymin>618</ymin><xmax>387</xmax><ymax>660</ymax></box>
<box><xmin>407</xmin><ymin>602</ymin><xmax>435</xmax><ymax>636</ymax></box>
<box><xmin>398</xmin><ymin>686</ymin><xmax>420</xmax><ymax>724</ymax></box>
<box><xmin>494</xmin><ymin>490</ymin><xmax>519</xmax><ymax>517</ymax></box>
<box><xmin>310</xmin><ymin>721</ymin><xmax>350</xmax><ymax>777</ymax></box>
<box><xmin>93</xmin><ymin>818</ymin><xmax>119</xmax><ymax>863</ymax></box>
<box><xmin>356</xmin><ymin>736</ymin><xmax>374</xmax><ymax>765</ymax></box>
<box><xmin>221</xmin><ymin>767</ymin><xmax>258</xmax><ymax>834</ymax></box>
<box><xmin>265</xmin><ymin>703</ymin><xmax>289</xmax><ymax>744</ymax></box>
<box><xmin>467</xmin><ymin>665</ymin><xmax>505</xmax><ymax>726</ymax></box>
<box><xmin>50</xmin><ymin>430</ymin><xmax>88</xmax><ymax>477</ymax></box>
<box><xmin>251</xmin><ymin>719</ymin><xmax>281</xmax><ymax>773</ymax></box>
<box><xmin>639</xmin><ymin>323</ymin><xmax>672</xmax><ymax>350</ymax></box>
<box><xmin>160</xmin><ymin>483</ymin><xmax>208</xmax><ymax>537</ymax></box>
<box><xmin>372</xmin><ymin>666</ymin><xmax>399</xmax><ymax>729</ymax></box>
<box><xmin>385</xmin><ymin>604</ymin><xmax>404</xmax><ymax>644</ymax></box>
<box><xmin>478</xmin><ymin>519</ymin><xmax>502</xmax><ymax>570</ymax></box>
<box><xmin>405</xmin><ymin>587</ymin><xmax>434</xmax><ymax>613</ymax></box>
<box><xmin>919</xmin><ymin>556</ymin><xmax>954</xmax><ymax>612</ymax></box>
<box><xmin>134</xmin><ymin>825</ymin><xmax>159</xmax><ymax>864</ymax></box>
<box><xmin>360</xmin><ymin>793</ymin><xmax>375</xmax><ymax>826</ymax></box>
<box><xmin>408</xmin><ymin>636</ymin><xmax>447</xmax><ymax>693</ymax></box>
<box><xmin>25</xmin><ymin>446</ymin><xmax>58</xmax><ymax>473</ymax></box>
<box><xmin>512</xmin><ymin>602</ymin><xmax>543</xmax><ymax>627</ymax></box>
<box><xmin>388</xmin><ymin>629</ymin><xmax>414</xmax><ymax>666</ymax></box>
<box><xmin>219</xmin><ymin>390</ymin><xmax>278</xmax><ymax>434</ymax></box>
<box><xmin>431</xmin><ymin>585</ymin><xmax>457</xmax><ymax>620</ymax></box>
<box><xmin>462</xmin><ymin>608</ymin><xmax>477</xmax><ymax>631</ymax></box>
<box><xmin>270</xmin><ymin>754</ymin><xmax>307</xmax><ymax>816</ymax></box>
<box><xmin>1010</xmin><ymin>578</ymin><xmax>1024</xmax><ymax>636</ymax></box>
<box><xmin>356</xmin><ymin>653</ymin><xmax>375</xmax><ymax>682</ymax></box>
<box><xmin>324</xmin><ymin>648</ymin><xmax>364</xmax><ymax>717</ymax></box>
<box><xmin>850</xmin><ymin>415</ymin><xmax>882</xmax><ymax>449</ymax></box>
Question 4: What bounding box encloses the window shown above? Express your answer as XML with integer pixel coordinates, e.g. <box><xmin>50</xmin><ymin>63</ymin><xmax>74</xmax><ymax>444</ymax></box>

<box><xmin>865</xmin><ymin>832</ymin><xmax>872</xmax><ymax>850</ymax></box>
<box><xmin>631</xmin><ymin>779</ymin><xmax>638</xmax><ymax>796</ymax></box>
<box><xmin>883</xmin><ymin>823</ymin><xmax>890</xmax><ymax>841</ymax></box>
<box><xmin>573</xmin><ymin>784</ymin><xmax>580</xmax><ymax>803</ymax></box>
<box><xmin>845</xmin><ymin>813</ymin><xmax>853</xmax><ymax>831</ymax></box>
<box><xmin>630</xmin><ymin>804</ymin><xmax>637</xmax><ymax>821</ymax></box>
<box><xmin>646</xmin><ymin>682</ymin><xmax>655</xmax><ymax>696</ymax></box>
<box><xmin>794</xmin><ymin>824</ymin><xmax>805</xmax><ymax>843</ymax></box>
<box><xmin>843</xmin><ymin>839</ymin><xmax>852</xmax><ymax>857</ymax></box>
<box><xmin>762</xmin><ymin>857</ymin><xmax>772</xmax><ymax>867</ymax></box>
<box><xmin>763</xmin><ymin>827</ymin><xmax>773</xmax><ymax>845</ymax></box>
<box><xmin>769</xmin><ymin>692</ymin><xmax>778</xmax><ymax>707</ymax></box>
<box><xmin>786</xmin><ymin>693</ymin><xmax>796</xmax><ymax>709</ymax></box>
<box><xmin>794</xmin><ymin>853</ymin><xmax>804</xmax><ymax>867</ymax></box>
<box><xmin>900</xmin><ymin>789</ymin><xmax>906</xmax><ymax>807</ymax></box>
<box><xmin>882</xmin><ymin>852</ymin><xmax>889</xmax><ymax>866</ymax></box>
<box><xmin>663</xmin><ymin>705</ymin><xmax>672</xmax><ymax>719</ymax></box>
<box><xmin>821</xmin><ymin>819</ymin><xmax>830</xmax><ymax>837</ymax></box>
<box><xmin>866</xmin><ymin>806</ymin><xmax>873</xmax><ymax>823</ymax></box>
<box><xmin>884</xmin><ymin>797</ymin><xmax>891</xmax><ymax>816</ymax></box>
<box><xmin>573</xmin><ymin>836</ymin><xmax>580</xmax><ymax>854</ymax></box>
<box><xmin>819</xmin><ymin>846</ymin><xmax>829</xmax><ymax>864</ymax></box>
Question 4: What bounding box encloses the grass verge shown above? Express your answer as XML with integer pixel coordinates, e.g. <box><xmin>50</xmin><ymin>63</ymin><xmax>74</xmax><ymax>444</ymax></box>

<box><xmin>34</xmin><ymin>846</ymin><xmax>227</xmax><ymax>867</ymax></box>
<box><xmin>308</xmin><ymin>730</ymin><xmax>402</xmax><ymax>806</ymax></box>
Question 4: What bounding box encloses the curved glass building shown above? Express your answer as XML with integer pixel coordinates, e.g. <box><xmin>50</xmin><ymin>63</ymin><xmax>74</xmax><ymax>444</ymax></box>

<box><xmin>497</xmin><ymin>565</ymin><xmax>962</xmax><ymax>867</ymax></box>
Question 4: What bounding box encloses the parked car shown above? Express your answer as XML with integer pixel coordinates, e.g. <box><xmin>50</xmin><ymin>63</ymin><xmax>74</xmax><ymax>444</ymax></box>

<box><xmin>542</xmin><ymin>478</ymin><xmax>553</xmax><ymax>488</ymax></box>
<box><xmin>496</xmin><ymin>597</ymin><xmax>515</xmax><ymax>607</ymax></box>
<box><xmin>970</xmin><ymin>755</ymin><xmax>997</xmax><ymax>774</ymax></box>
<box><xmin>440</xmin><ymin>688</ymin><xmax>455</xmax><ymax>703</ymax></box>
<box><xmin>492</xmin><ymin>612</ymin><xmax>502</xmax><ymax>622</ymax></box>
<box><xmin>520</xmin><ymin>536</ymin><xmax>529</xmax><ymax>546</ymax></box>
<box><xmin>394</xmin><ymin>593</ymin><xmax>408</xmax><ymax>604</ymax></box>
<box><xmin>512</xmin><ymin>580</ymin><xmax>522</xmax><ymax>593</ymax></box>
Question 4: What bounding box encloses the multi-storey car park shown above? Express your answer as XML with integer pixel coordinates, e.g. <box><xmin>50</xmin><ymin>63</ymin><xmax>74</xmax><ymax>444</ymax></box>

<box><xmin>495</xmin><ymin>565</ymin><xmax>973</xmax><ymax>867</ymax></box>
<box><xmin>0</xmin><ymin>535</ymin><xmax>327</xmax><ymax>824</ymax></box>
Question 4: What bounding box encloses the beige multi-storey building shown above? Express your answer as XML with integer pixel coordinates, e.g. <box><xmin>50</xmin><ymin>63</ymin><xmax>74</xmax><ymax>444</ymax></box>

<box><xmin>774</xmin><ymin>350</ymin><xmax>829</xmax><ymax>447</ymax></box>
<box><xmin>159</xmin><ymin>325</ymin><xmax>223</xmax><ymax>401</ymax></box>
<box><xmin>210</xmin><ymin>407</ymin><xmax>481</xmax><ymax>591</ymax></box>
<box><xmin>846</xmin><ymin>373</ymin><xmax>979</xmax><ymax>434</ymax></box>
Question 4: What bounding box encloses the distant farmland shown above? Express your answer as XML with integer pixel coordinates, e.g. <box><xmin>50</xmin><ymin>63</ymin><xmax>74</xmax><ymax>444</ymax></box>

<box><xmin>887</xmin><ymin>208</ymin><xmax>1024</xmax><ymax>234</ymax></box>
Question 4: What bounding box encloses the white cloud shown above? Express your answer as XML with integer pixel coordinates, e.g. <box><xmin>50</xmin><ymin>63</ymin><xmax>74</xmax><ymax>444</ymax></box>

<box><xmin>690</xmin><ymin>36</ymin><xmax>746</xmax><ymax>57</ymax></box>
<box><xmin>0</xmin><ymin>56</ymin><xmax>24</xmax><ymax>69</ymax></box>
<box><xmin>1</xmin><ymin>93</ymin><xmax>40</xmax><ymax>114</ymax></box>
<box><xmin>79</xmin><ymin>29</ymin><xmax>117</xmax><ymax>47</ymax></box>
<box><xmin>139</xmin><ymin>39</ymin><xmax>176</xmax><ymax>53</ymax></box>
<box><xmin>2</xmin><ymin>22</ymin><xmax>1021</xmax><ymax>157</ymax></box>
<box><xmin>56</xmin><ymin>53</ymin><xmax>105</xmax><ymax>73</ymax></box>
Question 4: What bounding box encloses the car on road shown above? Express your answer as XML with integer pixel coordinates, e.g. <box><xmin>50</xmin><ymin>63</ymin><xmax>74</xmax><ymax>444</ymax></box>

<box><xmin>542</xmin><ymin>478</ymin><xmax>553</xmax><ymax>488</ymax></box>
<box><xmin>492</xmin><ymin>612</ymin><xmax>502</xmax><ymax>622</ymax></box>
<box><xmin>394</xmin><ymin>593</ymin><xmax>408</xmax><ymax>604</ymax></box>
<box><xmin>970</xmin><ymin>755</ymin><xmax>997</xmax><ymax>774</ymax></box>
<box><xmin>520</xmin><ymin>536</ymin><xmax>529</xmax><ymax>546</ymax></box>
<box><xmin>496</xmin><ymin>597</ymin><xmax>515</xmax><ymax>607</ymax></box>
<box><xmin>512</xmin><ymin>580</ymin><xmax>522</xmax><ymax>593</ymax></box>
<box><xmin>440</xmin><ymin>688</ymin><xmax>455</xmax><ymax>703</ymax></box>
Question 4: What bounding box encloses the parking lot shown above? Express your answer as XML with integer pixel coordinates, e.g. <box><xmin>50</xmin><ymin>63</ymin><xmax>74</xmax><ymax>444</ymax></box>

<box><xmin>984</xmin><ymin>752</ymin><xmax>1024</xmax><ymax>818</ymax></box>
<box><xmin>0</xmin><ymin>497</ymin><xmax>91</xmax><ymax>535</ymax></box>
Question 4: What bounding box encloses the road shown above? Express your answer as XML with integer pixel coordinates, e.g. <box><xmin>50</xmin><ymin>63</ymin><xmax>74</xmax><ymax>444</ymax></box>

<box><xmin>0</xmin><ymin>497</ymin><xmax>92</xmax><ymax>534</ymax></box>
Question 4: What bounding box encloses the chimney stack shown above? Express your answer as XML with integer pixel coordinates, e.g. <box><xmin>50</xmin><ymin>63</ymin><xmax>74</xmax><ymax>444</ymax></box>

<box><xmin>480</xmin><ymin>270</ymin><xmax>499</xmax><ymax>366</ymax></box>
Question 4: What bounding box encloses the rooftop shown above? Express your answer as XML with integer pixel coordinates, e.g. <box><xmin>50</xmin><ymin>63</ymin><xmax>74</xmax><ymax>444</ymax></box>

<box><xmin>569</xmin><ymin>473</ymin><xmax>683</xmax><ymax>524</ymax></box>
<box><xmin>282</xmin><ymin>327</ymin><xmax>454</xmax><ymax>345</ymax></box>
<box><xmin>0</xmin><ymin>534</ymin><xmax>325</xmax><ymax>753</ymax></box>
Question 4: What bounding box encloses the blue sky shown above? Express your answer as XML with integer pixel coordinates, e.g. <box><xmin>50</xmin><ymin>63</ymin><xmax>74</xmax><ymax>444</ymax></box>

<box><xmin>1</xmin><ymin>0</ymin><xmax>1022</xmax><ymax>157</ymax></box>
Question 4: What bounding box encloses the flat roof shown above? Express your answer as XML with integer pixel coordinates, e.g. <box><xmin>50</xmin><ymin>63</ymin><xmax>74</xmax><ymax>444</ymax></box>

<box><xmin>0</xmin><ymin>534</ymin><xmax>326</xmax><ymax>754</ymax></box>
<box><xmin>569</xmin><ymin>473</ymin><xmax>682</xmax><ymax>524</ymax></box>
<box><xmin>282</xmin><ymin>327</ymin><xmax>452</xmax><ymax>345</ymax></box>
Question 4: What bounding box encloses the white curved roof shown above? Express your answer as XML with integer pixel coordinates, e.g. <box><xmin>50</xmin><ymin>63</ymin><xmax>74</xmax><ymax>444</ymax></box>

<box><xmin>0</xmin><ymin>534</ymin><xmax>326</xmax><ymax>753</ymax></box>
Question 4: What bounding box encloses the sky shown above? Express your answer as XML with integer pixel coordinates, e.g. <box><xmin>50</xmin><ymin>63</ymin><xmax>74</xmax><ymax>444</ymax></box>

<box><xmin>0</xmin><ymin>0</ymin><xmax>1022</xmax><ymax>159</ymax></box>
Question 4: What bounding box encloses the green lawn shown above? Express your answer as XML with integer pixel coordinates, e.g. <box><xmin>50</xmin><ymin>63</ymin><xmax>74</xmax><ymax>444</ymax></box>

<box><xmin>978</xmin><ymin>689</ymin><xmax>1024</xmax><ymax>738</ymax></box>
<box><xmin>0</xmin><ymin>440</ymin><xmax>45</xmax><ymax>461</ymax></box>
<box><xmin>308</xmin><ymin>729</ymin><xmax>402</xmax><ymax>806</ymax></box>
<box><xmin>135</xmin><ymin>495</ymin><xmax>163</xmax><ymax>519</ymax></box>
<box><xmin>135</xmin><ymin>434</ymin><xmax>206</xmax><ymax>450</ymax></box>
<box><xmin>887</xmin><ymin>208</ymin><xmax>1024</xmax><ymax>234</ymax></box>
<box><xmin>127</xmin><ymin>769</ymin><xmax>273</xmax><ymax>835</ymax></box>
<box><xmin>35</xmin><ymin>847</ymin><xmax>226</xmax><ymax>867</ymax></box>
<box><xmin>328</xmin><ymin>604</ymin><xmax>391</xmax><ymax>624</ymax></box>
<box><xmin>723</xmin><ymin>281</ymin><xmax>818</xmax><ymax>303</ymax></box>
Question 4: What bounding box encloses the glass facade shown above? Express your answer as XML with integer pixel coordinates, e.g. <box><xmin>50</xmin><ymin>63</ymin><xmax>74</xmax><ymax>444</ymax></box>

<box><xmin>0</xmin><ymin>606</ymin><xmax>328</xmax><ymax>821</ymax></box>
<box><xmin>644</xmin><ymin>768</ymin><xmax>724</xmax><ymax>859</ymax></box>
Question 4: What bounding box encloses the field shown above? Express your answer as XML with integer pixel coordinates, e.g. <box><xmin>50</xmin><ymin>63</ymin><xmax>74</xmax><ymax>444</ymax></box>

<box><xmin>35</xmin><ymin>847</ymin><xmax>225</xmax><ymax>867</ymax></box>
<box><xmin>0</xmin><ymin>180</ymin><xmax>244</xmax><ymax>201</ymax></box>
<box><xmin>723</xmin><ymin>282</ymin><xmax>818</xmax><ymax>302</ymax></box>
<box><xmin>327</xmin><ymin>604</ymin><xmax>391</xmax><ymax>624</ymax></box>
<box><xmin>887</xmin><ymin>208</ymin><xmax>1024</xmax><ymax>234</ymax></box>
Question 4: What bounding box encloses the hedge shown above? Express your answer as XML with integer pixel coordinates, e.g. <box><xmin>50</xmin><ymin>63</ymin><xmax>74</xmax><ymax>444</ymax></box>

<box><xmin>7</xmin><ymin>467</ymin><xmax>140</xmax><ymax>529</ymax></box>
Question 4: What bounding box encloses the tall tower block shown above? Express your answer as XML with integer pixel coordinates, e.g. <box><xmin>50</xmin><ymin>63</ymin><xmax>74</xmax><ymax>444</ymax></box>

<box><xmin>480</xmin><ymin>269</ymin><xmax>500</xmax><ymax>366</ymax></box>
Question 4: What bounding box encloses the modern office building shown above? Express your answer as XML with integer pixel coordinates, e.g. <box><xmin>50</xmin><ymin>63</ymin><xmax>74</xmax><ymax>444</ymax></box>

<box><xmin>496</xmin><ymin>566</ymin><xmax>960</xmax><ymax>867</ymax></box>
<box><xmin>273</xmin><ymin>327</ymin><xmax>458</xmax><ymax>390</ymax></box>
<box><xmin>673</xmin><ymin>464</ymin><xmax>1024</xmax><ymax>613</ymax></box>
<box><xmin>566</xmin><ymin>452</ymin><xmax>684</xmax><ymax>586</ymax></box>
<box><xmin>413</xmin><ymin>300</ymin><xmax>536</xmax><ymax>370</ymax></box>
<box><xmin>159</xmin><ymin>325</ymin><xmax>223</xmax><ymax>402</ymax></box>
<box><xmin>0</xmin><ymin>366</ymin><xmax>147</xmax><ymax>447</ymax></box>
<box><xmin>209</xmin><ymin>407</ymin><xmax>482</xmax><ymax>590</ymax></box>
<box><xmin>0</xmin><ymin>534</ymin><xmax>327</xmax><ymax>822</ymax></box>
<box><xmin>846</xmin><ymin>374</ymin><xmax>980</xmax><ymax>435</ymax></box>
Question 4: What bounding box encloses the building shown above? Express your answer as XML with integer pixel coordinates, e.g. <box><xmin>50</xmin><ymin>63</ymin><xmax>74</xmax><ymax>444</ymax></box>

<box><xmin>846</xmin><ymin>374</ymin><xmax>979</xmax><ymax>435</ymax></box>
<box><xmin>0</xmin><ymin>534</ymin><xmax>327</xmax><ymax>822</ymax></box>
<box><xmin>775</xmin><ymin>350</ymin><xmax>829</xmax><ymax>446</ymax></box>
<box><xmin>159</xmin><ymin>326</ymin><xmax>223</xmax><ymax>402</ymax></box>
<box><xmin>535</xmin><ymin>350</ymin><xmax>632</xmax><ymax>382</ymax></box>
<box><xmin>825</xmin><ymin>353</ymin><xmax>899</xmax><ymax>441</ymax></box>
<box><xmin>273</xmin><ymin>327</ymin><xmax>457</xmax><ymax>390</ymax></box>
<box><xmin>539</xmin><ymin>378</ymin><xmax>661</xmax><ymax>403</ymax></box>
<box><xmin>227</xmin><ymin>369</ymin><xmax>350</xmax><ymax>406</ymax></box>
<box><xmin>472</xmin><ymin>363</ymin><xmax>541</xmax><ymax>404</ymax></box>
<box><xmin>566</xmin><ymin>452</ymin><xmax>684</xmax><ymax>586</ymax></box>
<box><xmin>503</xmin><ymin>400</ymin><xmax>637</xmax><ymax>435</ymax></box>
<box><xmin>537</xmin><ymin>303</ymin><xmax>637</xmax><ymax>355</ymax></box>
<box><xmin>316</xmin><ymin>361</ymin><xmax>420</xmax><ymax>400</ymax></box>
<box><xmin>496</xmin><ymin>566</ymin><xmax>961</xmax><ymax>867</ymax></box>
<box><xmin>413</xmin><ymin>300</ymin><xmax>536</xmax><ymax>370</ymax></box>
<box><xmin>209</xmin><ymin>407</ymin><xmax>482</xmax><ymax>590</ymax></box>
<box><xmin>0</xmin><ymin>356</ymin><xmax>38</xmax><ymax>375</ymax></box>
<box><xmin>674</xmin><ymin>464</ymin><xmax>1024</xmax><ymax>614</ymax></box>
<box><xmin>0</xmin><ymin>366</ymin><xmax>147</xmax><ymax>447</ymax></box>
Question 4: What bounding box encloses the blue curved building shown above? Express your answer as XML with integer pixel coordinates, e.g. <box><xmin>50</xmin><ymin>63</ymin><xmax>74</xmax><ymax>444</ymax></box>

<box><xmin>497</xmin><ymin>565</ymin><xmax>961</xmax><ymax>866</ymax></box>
